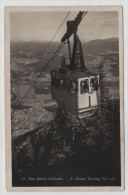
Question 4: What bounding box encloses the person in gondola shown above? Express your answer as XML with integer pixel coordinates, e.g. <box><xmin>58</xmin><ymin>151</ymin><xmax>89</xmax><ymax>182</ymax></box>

<box><xmin>60</xmin><ymin>78</ymin><xmax>64</xmax><ymax>88</ymax></box>
<box><xmin>51</xmin><ymin>72</ymin><xmax>56</xmax><ymax>86</ymax></box>
<box><xmin>67</xmin><ymin>78</ymin><xmax>72</xmax><ymax>92</ymax></box>
<box><xmin>75</xmin><ymin>81</ymin><xmax>78</xmax><ymax>93</ymax></box>
<box><xmin>94</xmin><ymin>76</ymin><xmax>98</xmax><ymax>91</ymax></box>
<box><xmin>71</xmin><ymin>82</ymin><xmax>76</xmax><ymax>94</ymax></box>
<box><xmin>63</xmin><ymin>76</ymin><xmax>66</xmax><ymax>89</ymax></box>
<box><xmin>80</xmin><ymin>81</ymin><xmax>85</xmax><ymax>94</ymax></box>
<box><xmin>90</xmin><ymin>78</ymin><xmax>94</xmax><ymax>93</ymax></box>
<box><xmin>56</xmin><ymin>75</ymin><xmax>60</xmax><ymax>89</ymax></box>
<box><xmin>84</xmin><ymin>79</ymin><xmax>89</xmax><ymax>93</ymax></box>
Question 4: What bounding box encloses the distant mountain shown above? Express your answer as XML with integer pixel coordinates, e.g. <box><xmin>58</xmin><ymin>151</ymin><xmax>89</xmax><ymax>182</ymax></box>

<box><xmin>50</xmin><ymin>37</ymin><xmax>119</xmax><ymax>57</ymax></box>
<box><xmin>82</xmin><ymin>38</ymin><xmax>119</xmax><ymax>55</ymax></box>
<box><xmin>11</xmin><ymin>37</ymin><xmax>119</xmax><ymax>56</ymax></box>
<box><xmin>10</xmin><ymin>37</ymin><xmax>119</xmax><ymax>74</ymax></box>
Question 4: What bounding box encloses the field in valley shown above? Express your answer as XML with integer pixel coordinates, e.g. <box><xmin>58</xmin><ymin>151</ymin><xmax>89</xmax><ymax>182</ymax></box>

<box><xmin>11</xmin><ymin>38</ymin><xmax>119</xmax><ymax>136</ymax></box>
<box><xmin>10</xmin><ymin>39</ymin><xmax>121</xmax><ymax>187</ymax></box>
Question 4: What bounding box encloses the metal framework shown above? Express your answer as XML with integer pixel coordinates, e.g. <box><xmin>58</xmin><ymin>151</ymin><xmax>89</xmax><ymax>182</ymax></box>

<box><xmin>61</xmin><ymin>11</ymin><xmax>88</xmax><ymax>71</ymax></box>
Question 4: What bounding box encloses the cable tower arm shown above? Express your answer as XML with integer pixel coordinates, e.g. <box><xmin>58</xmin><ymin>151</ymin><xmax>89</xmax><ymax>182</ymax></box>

<box><xmin>61</xmin><ymin>11</ymin><xmax>88</xmax><ymax>43</ymax></box>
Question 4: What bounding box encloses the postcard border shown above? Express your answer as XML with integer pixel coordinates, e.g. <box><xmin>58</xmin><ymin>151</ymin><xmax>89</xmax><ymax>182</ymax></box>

<box><xmin>4</xmin><ymin>6</ymin><xmax>124</xmax><ymax>192</ymax></box>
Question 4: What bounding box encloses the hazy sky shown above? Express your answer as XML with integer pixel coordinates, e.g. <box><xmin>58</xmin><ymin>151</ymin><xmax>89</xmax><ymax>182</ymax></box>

<box><xmin>10</xmin><ymin>11</ymin><xmax>118</xmax><ymax>42</ymax></box>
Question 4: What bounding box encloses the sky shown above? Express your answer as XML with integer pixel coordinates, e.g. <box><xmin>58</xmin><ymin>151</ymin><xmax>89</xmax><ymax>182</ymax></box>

<box><xmin>10</xmin><ymin>11</ymin><xmax>118</xmax><ymax>42</ymax></box>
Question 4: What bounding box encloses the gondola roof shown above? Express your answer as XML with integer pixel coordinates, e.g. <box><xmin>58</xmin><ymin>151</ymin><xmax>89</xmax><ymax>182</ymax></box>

<box><xmin>52</xmin><ymin>68</ymin><xmax>97</xmax><ymax>79</ymax></box>
<box><xmin>70</xmin><ymin>71</ymin><xmax>96</xmax><ymax>79</ymax></box>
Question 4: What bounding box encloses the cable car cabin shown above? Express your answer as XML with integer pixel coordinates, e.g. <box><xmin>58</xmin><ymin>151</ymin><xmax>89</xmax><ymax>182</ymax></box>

<box><xmin>50</xmin><ymin>11</ymin><xmax>100</xmax><ymax>118</ymax></box>
<box><xmin>51</xmin><ymin>69</ymin><xmax>100</xmax><ymax>118</ymax></box>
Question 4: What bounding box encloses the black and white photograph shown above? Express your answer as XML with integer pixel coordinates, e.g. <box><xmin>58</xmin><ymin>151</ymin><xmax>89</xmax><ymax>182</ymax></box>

<box><xmin>5</xmin><ymin>6</ymin><xmax>124</xmax><ymax>191</ymax></box>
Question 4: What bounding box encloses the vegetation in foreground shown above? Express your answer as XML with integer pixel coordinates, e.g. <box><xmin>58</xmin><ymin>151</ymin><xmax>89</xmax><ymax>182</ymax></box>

<box><xmin>12</xmin><ymin>63</ymin><xmax>121</xmax><ymax>186</ymax></box>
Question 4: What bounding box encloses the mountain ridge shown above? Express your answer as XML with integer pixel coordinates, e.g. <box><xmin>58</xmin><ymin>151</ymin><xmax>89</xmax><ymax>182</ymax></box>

<box><xmin>11</xmin><ymin>37</ymin><xmax>119</xmax><ymax>55</ymax></box>
<box><xmin>82</xmin><ymin>37</ymin><xmax>119</xmax><ymax>55</ymax></box>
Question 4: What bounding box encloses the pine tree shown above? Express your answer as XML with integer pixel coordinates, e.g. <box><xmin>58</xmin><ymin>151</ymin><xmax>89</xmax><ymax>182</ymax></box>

<box><xmin>95</xmin><ymin>61</ymin><xmax>113</xmax><ymax>150</ymax></box>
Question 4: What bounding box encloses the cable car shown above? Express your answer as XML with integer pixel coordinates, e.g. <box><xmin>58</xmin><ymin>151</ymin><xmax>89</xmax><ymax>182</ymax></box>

<box><xmin>51</xmin><ymin>11</ymin><xmax>100</xmax><ymax>118</ymax></box>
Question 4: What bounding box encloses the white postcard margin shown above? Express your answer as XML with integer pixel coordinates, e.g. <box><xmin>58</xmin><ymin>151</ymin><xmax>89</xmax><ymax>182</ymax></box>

<box><xmin>4</xmin><ymin>6</ymin><xmax>124</xmax><ymax>192</ymax></box>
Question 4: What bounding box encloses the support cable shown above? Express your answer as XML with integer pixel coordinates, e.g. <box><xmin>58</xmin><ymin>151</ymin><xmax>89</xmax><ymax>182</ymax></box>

<box><xmin>11</xmin><ymin>42</ymin><xmax>64</xmax><ymax>117</ymax></box>
<box><xmin>15</xmin><ymin>12</ymin><xmax>70</xmax><ymax>99</ymax></box>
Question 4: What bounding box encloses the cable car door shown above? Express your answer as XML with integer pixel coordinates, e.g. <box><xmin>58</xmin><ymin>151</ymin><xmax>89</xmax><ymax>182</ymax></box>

<box><xmin>78</xmin><ymin>78</ymin><xmax>90</xmax><ymax>110</ymax></box>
